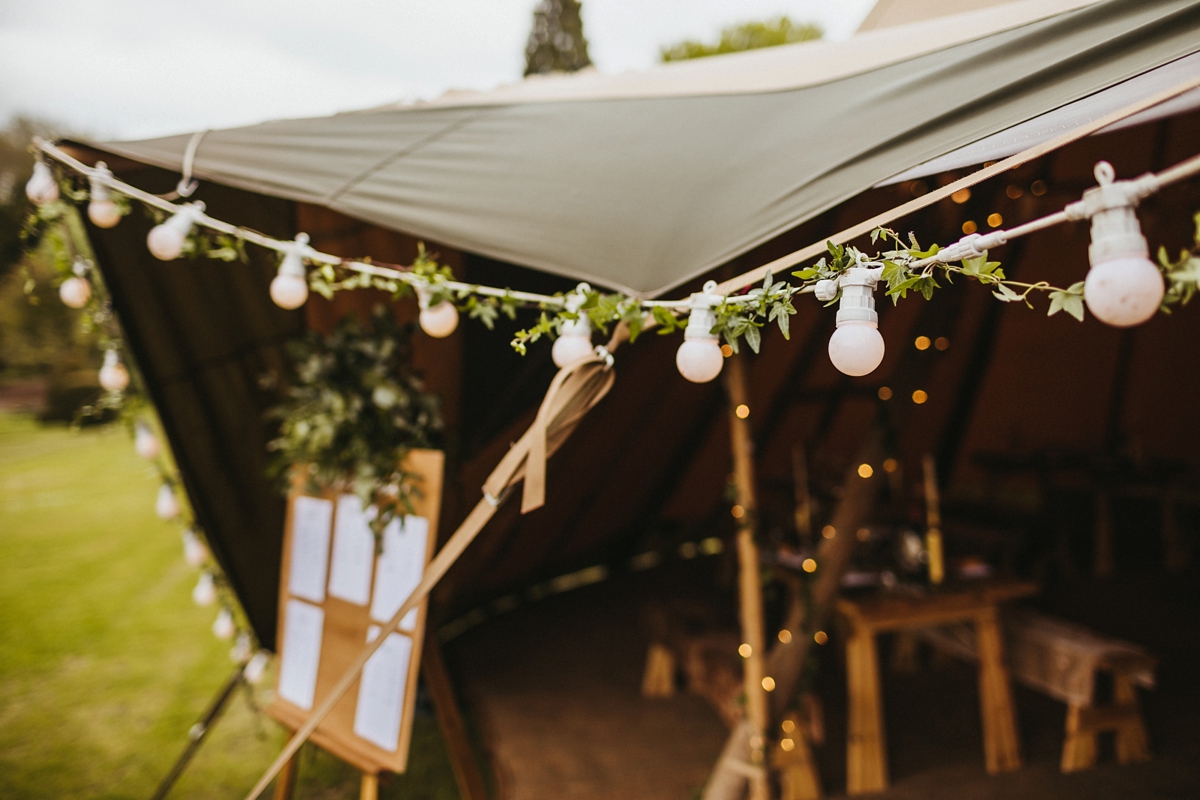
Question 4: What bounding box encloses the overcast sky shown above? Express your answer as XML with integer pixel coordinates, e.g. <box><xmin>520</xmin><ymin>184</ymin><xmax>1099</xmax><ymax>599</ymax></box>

<box><xmin>0</xmin><ymin>0</ymin><xmax>877</xmax><ymax>141</ymax></box>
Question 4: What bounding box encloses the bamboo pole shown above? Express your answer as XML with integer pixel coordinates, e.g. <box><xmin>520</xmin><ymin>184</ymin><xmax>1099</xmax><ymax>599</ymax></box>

<box><xmin>792</xmin><ymin>444</ymin><xmax>813</xmax><ymax>543</ymax></box>
<box><xmin>723</xmin><ymin>354</ymin><xmax>772</xmax><ymax>800</ymax></box>
<box><xmin>922</xmin><ymin>454</ymin><xmax>945</xmax><ymax>586</ymax></box>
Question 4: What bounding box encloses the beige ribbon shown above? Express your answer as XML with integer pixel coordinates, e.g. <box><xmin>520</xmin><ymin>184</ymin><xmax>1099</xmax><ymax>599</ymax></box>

<box><xmin>243</xmin><ymin>352</ymin><xmax>615</xmax><ymax>800</ymax></box>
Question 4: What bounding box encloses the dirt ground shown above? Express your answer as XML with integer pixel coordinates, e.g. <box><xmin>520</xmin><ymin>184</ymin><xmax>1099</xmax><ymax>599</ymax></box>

<box><xmin>445</xmin><ymin>559</ymin><xmax>1200</xmax><ymax>799</ymax></box>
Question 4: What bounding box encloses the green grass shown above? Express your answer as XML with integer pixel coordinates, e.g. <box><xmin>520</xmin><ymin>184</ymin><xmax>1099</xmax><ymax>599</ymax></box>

<box><xmin>0</xmin><ymin>414</ymin><xmax>461</xmax><ymax>800</ymax></box>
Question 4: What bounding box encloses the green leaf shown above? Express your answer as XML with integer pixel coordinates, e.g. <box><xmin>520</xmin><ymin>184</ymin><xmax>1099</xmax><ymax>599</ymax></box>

<box><xmin>992</xmin><ymin>283</ymin><xmax>1023</xmax><ymax>303</ymax></box>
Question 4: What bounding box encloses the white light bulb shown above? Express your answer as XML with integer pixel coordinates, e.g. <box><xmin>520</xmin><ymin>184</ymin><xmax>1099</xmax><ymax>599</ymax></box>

<box><xmin>59</xmin><ymin>277</ymin><xmax>92</xmax><ymax>308</ymax></box>
<box><xmin>182</xmin><ymin>528</ymin><xmax>208</xmax><ymax>568</ymax></box>
<box><xmin>230</xmin><ymin>633</ymin><xmax>253</xmax><ymax>664</ymax></box>
<box><xmin>98</xmin><ymin>350</ymin><xmax>130</xmax><ymax>392</ymax></box>
<box><xmin>552</xmin><ymin>315</ymin><xmax>594</xmax><ymax>367</ymax></box>
<box><xmin>676</xmin><ymin>338</ymin><xmax>724</xmax><ymax>383</ymax></box>
<box><xmin>270</xmin><ymin>235</ymin><xmax>310</xmax><ymax>309</ymax></box>
<box><xmin>87</xmin><ymin>162</ymin><xmax>122</xmax><ymax>228</ymax></box>
<box><xmin>676</xmin><ymin>282</ymin><xmax>725</xmax><ymax>383</ymax></box>
<box><xmin>212</xmin><ymin>608</ymin><xmax>236</xmax><ymax>640</ymax></box>
<box><xmin>1085</xmin><ymin>255</ymin><xmax>1164</xmax><ymax>327</ymax></box>
<box><xmin>828</xmin><ymin>322</ymin><xmax>886</xmax><ymax>376</ymax></box>
<box><xmin>156</xmin><ymin>483</ymin><xmax>180</xmax><ymax>520</ymax></box>
<box><xmin>135</xmin><ymin>423</ymin><xmax>160</xmax><ymax>460</ymax></box>
<box><xmin>243</xmin><ymin>651</ymin><xmax>270</xmax><ymax>685</ymax></box>
<box><xmin>25</xmin><ymin>161</ymin><xmax>58</xmax><ymax>205</ymax></box>
<box><xmin>419</xmin><ymin>300</ymin><xmax>459</xmax><ymax>338</ymax></box>
<box><xmin>88</xmin><ymin>199</ymin><xmax>121</xmax><ymax>229</ymax></box>
<box><xmin>827</xmin><ymin>267</ymin><xmax>886</xmax><ymax>377</ymax></box>
<box><xmin>147</xmin><ymin>203</ymin><xmax>202</xmax><ymax>260</ymax></box>
<box><xmin>193</xmin><ymin>573</ymin><xmax>217</xmax><ymax>607</ymax></box>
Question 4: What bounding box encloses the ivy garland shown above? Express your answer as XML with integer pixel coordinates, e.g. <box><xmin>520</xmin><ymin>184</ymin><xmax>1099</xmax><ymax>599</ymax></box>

<box><xmin>267</xmin><ymin>307</ymin><xmax>443</xmax><ymax>545</ymax></box>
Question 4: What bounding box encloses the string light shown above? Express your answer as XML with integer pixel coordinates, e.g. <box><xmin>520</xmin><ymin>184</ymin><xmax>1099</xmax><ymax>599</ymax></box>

<box><xmin>551</xmin><ymin>284</ymin><xmax>595</xmax><ymax>367</ymax></box>
<box><xmin>98</xmin><ymin>349</ymin><xmax>130</xmax><ymax>393</ymax></box>
<box><xmin>243</xmin><ymin>651</ymin><xmax>270</xmax><ymax>685</ymax></box>
<box><xmin>147</xmin><ymin>202</ymin><xmax>204</xmax><ymax>260</ymax></box>
<box><xmin>416</xmin><ymin>285</ymin><xmax>459</xmax><ymax>338</ymax></box>
<box><xmin>676</xmin><ymin>281</ymin><xmax>724</xmax><ymax>383</ymax></box>
<box><xmin>230</xmin><ymin>632</ymin><xmax>253</xmax><ymax>664</ymax></box>
<box><xmin>181</xmin><ymin>529</ymin><xmax>208</xmax><ymax>568</ymax></box>
<box><xmin>87</xmin><ymin>162</ymin><xmax>122</xmax><ymax>228</ymax></box>
<box><xmin>212</xmin><ymin>608</ymin><xmax>236</xmax><ymax>640</ymax></box>
<box><xmin>1068</xmin><ymin>162</ymin><xmax>1164</xmax><ymax>327</ymax></box>
<box><xmin>821</xmin><ymin>267</ymin><xmax>885</xmax><ymax>376</ymax></box>
<box><xmin>269</xmin><ymin>233</ymin><xmax>311</xmax><ymax>310</ymax></box>
<box><xmin>156</xmin><ymin>483</ymin><xmax>180</xmax><ymax>521</ymax></box>
<box><xmin>59</xmin><ymin>257</ymin><xmax>92</xmax><ymax>309</ymax></box>
<box><xmin>25</xmin><ymin>160</ymin><xmax>59</xmax><ymax>204</ymax></box>
<box><xmin>135</xmin><ymin>422</ymin><xmax>160</xmax><ymax>460</ymax></box>
<box><xmin>192</xmin><ymin>572</ymin><xmax>217</xmax><ymax>607</ymax></box>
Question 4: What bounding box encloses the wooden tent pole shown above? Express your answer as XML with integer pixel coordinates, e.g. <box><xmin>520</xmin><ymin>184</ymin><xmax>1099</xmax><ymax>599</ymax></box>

<box><xmin>723</xmin><ymin>354</ymin><xmax>772</xmax><ymax>800</ymax></box>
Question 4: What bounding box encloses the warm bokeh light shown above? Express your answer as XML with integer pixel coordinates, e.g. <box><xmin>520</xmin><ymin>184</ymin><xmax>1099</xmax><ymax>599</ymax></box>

<box><xmin>762</xmin><ymin>677</ymin><xmax>776</xmax><ymax>691</ymax></box>
<box><xmin>802</xmin><ymin>558</ymin><xmax>817</xmax><ymax>573</ymax></box>
<box><xmin>822</xmin><ymin>525</ymin><xmax>836</xmax><ymax>539</ymax></box>
<box><xmin>778</xmin><ymin>629</ymin><xmax>792</xmax><ymax>644</ymax></box>
<box><xmin>987</xmin><ymin>212</ymin><xmax>1003</xmax><ymax>228</ymax></box>
<box><xmin>910</xmin><ymin>180</ymin><xmax>928</xmax><ymax>197</ymax></box>
<box><xmin>1031</xmin><ymin>179</ymin><xmax>1048</xmax><ymax>196</ymax></box>
<box><xmin>782</xmin><ymin>719</ymin><xmax>796</xmax><ymax>733</ymax></box>
<box><xmin>912</xmin><ymin>389</ymin><xmax>929</xmax><ymax>404</ymax></box>
<box><xmin>731</xmin><ymin>504</ymin><xmax>745</xmax><ymax>519</ymax></box>
<box><xmin>877</xmin><ymin>386</ymin><xmax>893</xmax><ymax>401</ymax></box>
<box><xmin>857</xmin><ymin>463</ymin><xmax>874</xmax><ymax>479</ymax></box>
<box><xmin>814</xmin><ymin>630</ymin><xmax>829</xmax><ymax>645</ymax></box>
<box><xmin>738</xmin><ymin>643</ymin><xmax>753</xmax><ymax>658</ymax></box>
<box><xmin>699</xmin><ymin>537</ymin><xmax>723</xmax><ymax>555</ymax></box>
<box><xmin>856</xmin><ymin>527</ymin><xmax>871</xmax><ymax>541</ymax></box>
<box><xmin>914</xmin><ymin>335</ymin><xmax>931</xmax><ymax>351</ymax></box>
<box><xmin>934</xmin><ymin>336</ymin><xmax>950</xmax><ymax>351</ymax></box>
<box><xmin>951</xmin><ymin>188</ymin><xmax>971</xmax><ymax>204</ymax></box>
<box><xmin>735</xmin><ymin>404</ymin><xmax>749</xmax><ymax>419</ymax></box>
<box><xmin>1006</xmin><ymin>184</ymin><xmax>1024</xmax><ymax>199</ymax></box>
<box><xmin>883</xmin><ymin>458</ymin><xmax>899</xmax><ymax>473</ymax></box>
<box><xmin>962</xmin><ymin>220</ymin><xmax>978</xmax><ymax>234</ymax></box>
<box><xmin>720</xmin><ymin>343</ymin><xmax>733</xmax><ymax>357</ymax></box>
<box><xmin>780</xmin><ymin>738</ymin><xmax>795</xmax><ymax>752</ymax></box>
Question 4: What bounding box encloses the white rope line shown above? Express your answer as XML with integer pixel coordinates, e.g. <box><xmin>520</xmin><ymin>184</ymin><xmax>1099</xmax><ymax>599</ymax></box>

<box><xmin>33</xmin><ymin>139</ymin><xmax>1200</xmax><ymax>315</ymax></box>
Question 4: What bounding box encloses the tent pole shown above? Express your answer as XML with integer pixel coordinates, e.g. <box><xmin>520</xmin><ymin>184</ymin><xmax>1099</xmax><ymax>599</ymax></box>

<box><xmin>148</xmin><ymin>665</ymin><xmax>244</xmax><ymax>800</ymax></box>
<box><xmin>723</xmin><ymin>353</ymin><xmax>772</xmax><ymax>800</ymax></box>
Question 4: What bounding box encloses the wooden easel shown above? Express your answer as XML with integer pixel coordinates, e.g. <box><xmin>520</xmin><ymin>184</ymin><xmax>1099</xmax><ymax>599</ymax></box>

<box><xmin>268</xmin><ymin>451</ymin><xmax>445</xmax><ymax>795</ymax></box>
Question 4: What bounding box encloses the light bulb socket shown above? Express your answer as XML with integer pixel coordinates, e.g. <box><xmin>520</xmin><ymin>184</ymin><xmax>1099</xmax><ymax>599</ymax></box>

<box><xmin>277</xmin><ymin>233</ymin><xmax>310</xmax><ymax>278</ymax></box>
<box><xmin>684</xmin><ymin>280</ymin><xmax>722</xmax><ymax>341</ymax></box>
<box><xmin>1066</xmin><ymin>162</ymin><xmax>1160</xmax><ymax>268</ymax></box>
<box><xmin>89</xmin><ymin>161</ymin><xmax>113</xmax><ymax>203</ymax></box>
<box><xmin>834</xmin><ymin>267</ymin><xmax>882</xmax><ymax>327</ymax></box>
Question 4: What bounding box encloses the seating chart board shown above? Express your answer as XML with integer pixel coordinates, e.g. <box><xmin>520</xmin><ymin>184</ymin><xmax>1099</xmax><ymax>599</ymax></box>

<box><xmin>267</xmin><ymin>450</ymin><xmax>443</xmax><ymax>774</ymax></box>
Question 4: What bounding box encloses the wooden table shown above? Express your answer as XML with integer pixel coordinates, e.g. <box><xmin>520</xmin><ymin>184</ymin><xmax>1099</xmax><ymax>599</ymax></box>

<box><xmin>836</xmin><ymin>579</ymin><xmax>1038</xmax><ymax>794</ymax></box>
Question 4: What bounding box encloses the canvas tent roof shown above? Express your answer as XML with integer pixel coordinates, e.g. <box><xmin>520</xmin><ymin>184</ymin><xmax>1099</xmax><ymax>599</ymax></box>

<box><xmin>91</xmin><ymin>0</ymin><xmax>1200</xmax><ymax>298</ymax></box>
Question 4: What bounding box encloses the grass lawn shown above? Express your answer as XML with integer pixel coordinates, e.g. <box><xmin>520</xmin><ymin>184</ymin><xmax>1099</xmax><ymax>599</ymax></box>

<box><xmin>0</xmin><ymin>413</ymin><xmax>461</xmax><ymax>800</ymax></box>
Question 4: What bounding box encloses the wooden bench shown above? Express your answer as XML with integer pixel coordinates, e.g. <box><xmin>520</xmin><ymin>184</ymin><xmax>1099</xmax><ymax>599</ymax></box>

<box><xmin>916</xmin><ymin>608</ymin><xmax>1155</xmax><ymax>772</ymax></box>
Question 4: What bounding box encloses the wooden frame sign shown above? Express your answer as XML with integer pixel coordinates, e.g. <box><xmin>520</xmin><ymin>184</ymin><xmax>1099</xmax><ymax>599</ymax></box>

<box><xmin>267</xmin><ymin>450</ymin><xmax>444</xmax><ymax>774</ymax></box>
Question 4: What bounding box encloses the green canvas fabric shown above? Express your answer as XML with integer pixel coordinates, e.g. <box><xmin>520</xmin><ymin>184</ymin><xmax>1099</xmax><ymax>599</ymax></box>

<box><xmin>91</xmin><ymin>0</ymin><xmax>1200</xmax><ymax>298</ymax></box>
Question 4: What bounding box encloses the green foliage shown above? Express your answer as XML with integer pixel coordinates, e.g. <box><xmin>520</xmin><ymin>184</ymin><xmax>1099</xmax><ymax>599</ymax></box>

<box><xmin>1159</xmin><ymin>212</ymin><xmax>1200</xmax><ymax>313</ymax></box>
<box><xmin>268</xmin><ymin>308</ymin><xmax>442</xmax><ymax>544</ymax></box>
<box><xmin>524</xmin><ymin>0</ymin><xmax>592</xmax><ymax>76</ymax></box>
<box><xmin>713</xmin><ymin>271</ymin><xmax>798</xmax><ymax>354</ymax></box>
<box><xmin>661</xmin><ymin>16</ymin><xmax>822</xmax><ymax>62</ymax></box>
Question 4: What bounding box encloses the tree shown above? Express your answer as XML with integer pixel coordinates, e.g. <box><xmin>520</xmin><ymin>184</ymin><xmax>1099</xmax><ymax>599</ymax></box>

<box><xmin>660</xmin><ymin>16</ymin><xmax>822</xmax><ymax>62</ymax></box>
<box><xmin>524</xmin><ymin>0</ymin><xmax>592</xmax><ymax>77</ymax></box>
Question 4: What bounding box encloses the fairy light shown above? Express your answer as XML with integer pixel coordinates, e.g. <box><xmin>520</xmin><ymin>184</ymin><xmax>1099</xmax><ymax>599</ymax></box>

<box><xmin>551</xmin><ymin>284</ymin><xmax>595</xmax><ymax>367</ymax></box>
<box><xmin>59</xmin><ymin>257</ymin><xmax>92</xmax><ymax>309</ymax></box>
<box><xmin>416</xmin><ymin>285</ymin><xmax>459</xmax><ymax>338</ymax></box>
<box><xmin>269</xmin><ymin>234</ymin><xmax>311</xmax><ymax>310</ymax></box>
<box><xmin>25</xmin><ymin>161</ymin><xmax>58</xmax><ymax>204</ymax></box>
<box><xmin>98</xmin><ymin>349</ymin><xmax>130</xmax><ymax>393</ymax></box>
<box><xmin>676</xmin><ymin>281</ymin><xmax>724</xmax><ymax>383</ymax></box>
<box><xmin>147</xmin><ymin>203</ymin><xmax>204</xmax><ymax>260</ymax></box>
<box><xmin>87</xmin><ymin>162</ymin><xmax>122</xmax><ymax>228</ymax></box>
<box><xmin>822</xmin><ymin>267</ymin><xmax>885</xmax><ymax>377</ymax></box>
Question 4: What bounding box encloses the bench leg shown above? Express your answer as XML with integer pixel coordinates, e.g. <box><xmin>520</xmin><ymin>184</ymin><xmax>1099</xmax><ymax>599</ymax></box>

<box><xmin>975</xmin><ymin>609</ymin><xmax>1021</xmax><ymax>774</ymax></box>
<box><xmin>1061</xmin><ymin>704</ymin><xmax>1098</xmax><ymax>772</ymax></box>
<box><xmin>641</xmin><ymin>642</ymin><xmax>677</xmax><ymax>698</ymax></box>
<box><xmin>1113</xmin><ymin>674</ymin><xmax>1151</xmax><ymax>764</ymax></box>
<box><xmin>845</xmin><ymin>626</ymin><xmax>887</xmax><ymax>794</ymax></box>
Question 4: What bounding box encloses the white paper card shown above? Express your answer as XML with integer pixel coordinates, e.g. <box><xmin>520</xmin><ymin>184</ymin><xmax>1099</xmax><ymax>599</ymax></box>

<box><xmin>353</xmin><ymin>626</ymin><xmax>413</xmax><ymax>752</ymax></box>
<box><xmin>327</xmin><ymin>495</ymin><xmax>376</xmax><ymax>605</ymax></box>
<box><xmin>277</xmin><ymin>599</ymin><xmax>324</xmax><ymax>710</ymax></box>
<box><xmin>288</xmin><ymin>496</ymin><xmax>333</xmax><ymax>603</ymax></box>
<box><xmin>369</xmin><ymin>516</ymin><xmax>429</xmax><ymax>630</ymax></box>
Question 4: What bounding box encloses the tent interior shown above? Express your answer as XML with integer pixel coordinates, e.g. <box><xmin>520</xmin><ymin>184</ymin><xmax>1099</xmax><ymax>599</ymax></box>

<box><xmin>61</xmin><ymin>0</ymin><xmax>1200</xmax><ymax>796</ymax></box>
